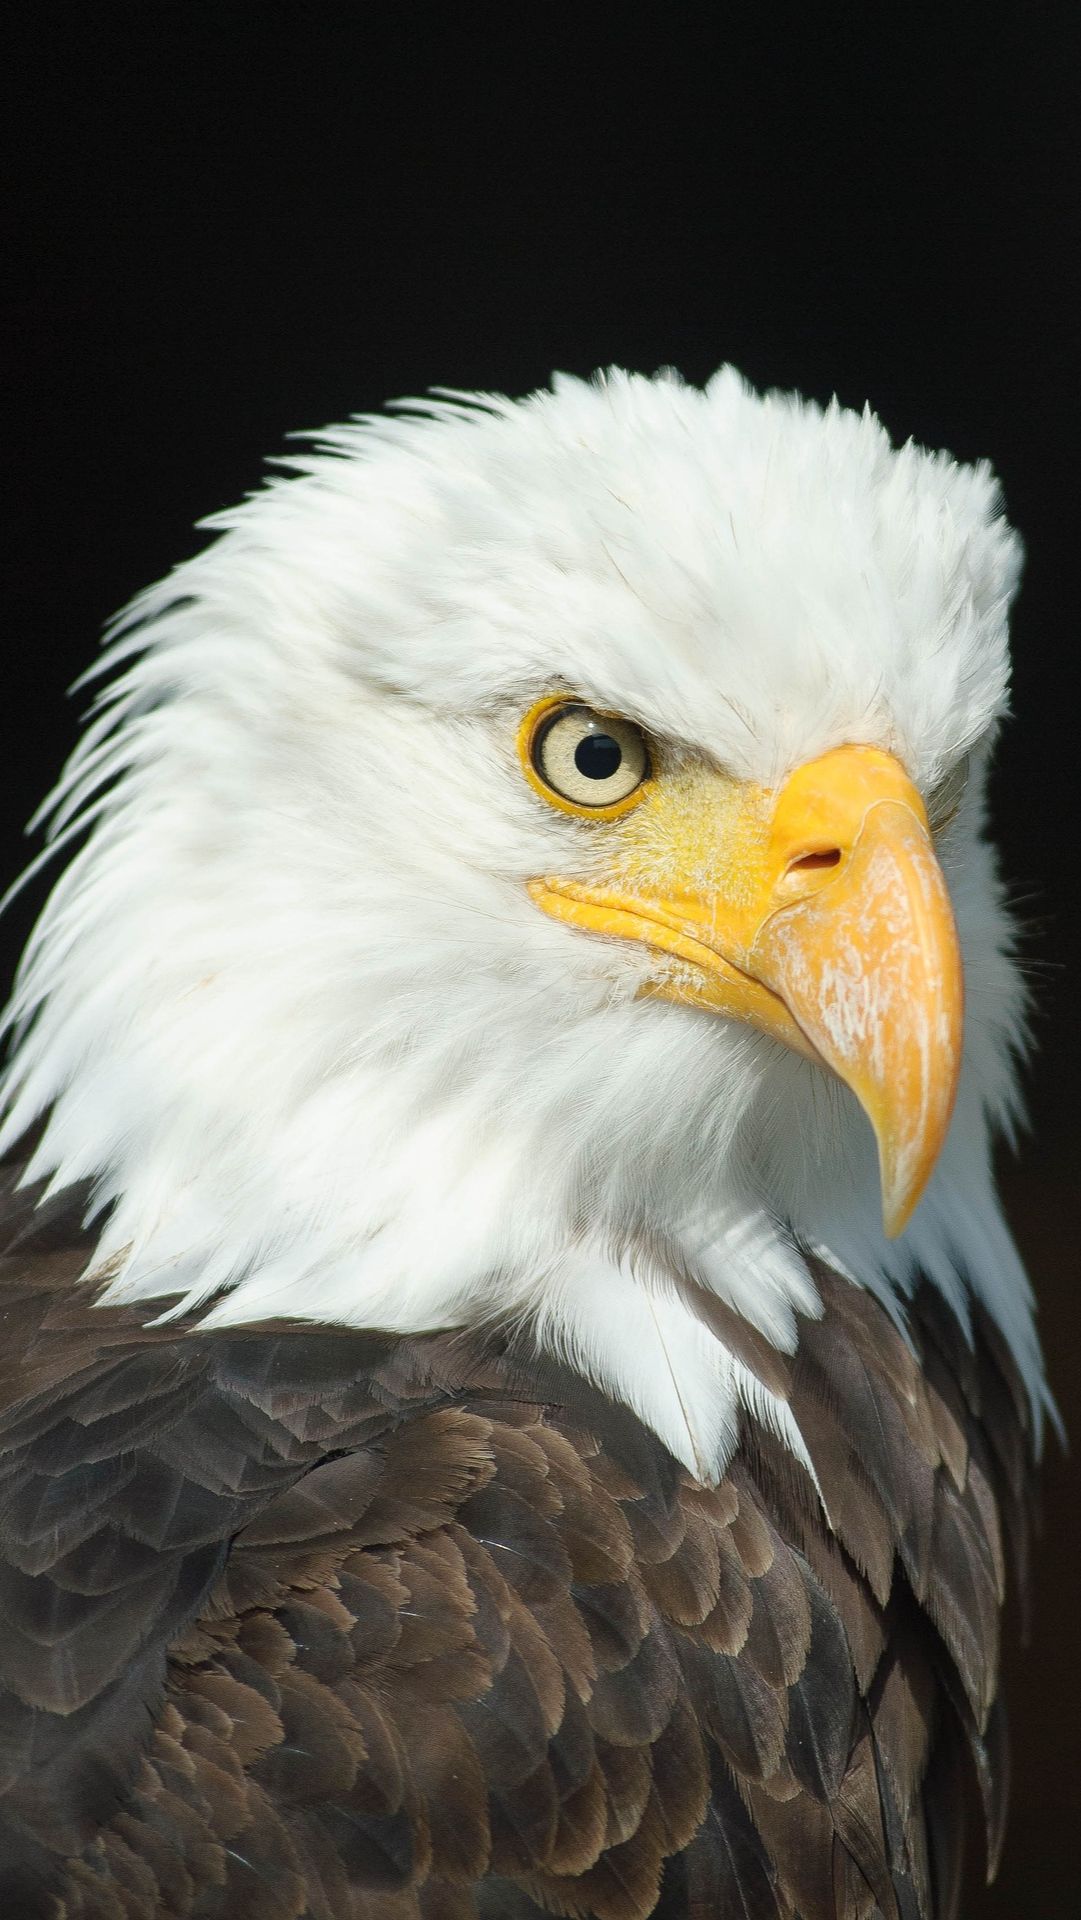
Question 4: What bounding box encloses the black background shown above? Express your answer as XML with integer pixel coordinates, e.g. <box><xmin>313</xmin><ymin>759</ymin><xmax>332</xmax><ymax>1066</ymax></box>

<box><xmin>3</xmin><ymin>7</ymin><xmax>1079</xmax><ymax>1908</ymax></box>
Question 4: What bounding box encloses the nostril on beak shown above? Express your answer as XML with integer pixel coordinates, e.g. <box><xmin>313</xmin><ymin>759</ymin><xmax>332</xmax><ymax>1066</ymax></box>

<box><xmin>788</xmin><ymin>848</ymin><xmax>842</xmax><ymax>874</ymax></box>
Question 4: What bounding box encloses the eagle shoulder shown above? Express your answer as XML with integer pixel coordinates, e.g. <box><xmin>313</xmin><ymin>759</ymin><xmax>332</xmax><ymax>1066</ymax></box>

<box><xmin>0</xmin><ymin>1156</ymin><xmax>1034</xmax><ymax>1919</ymax></box>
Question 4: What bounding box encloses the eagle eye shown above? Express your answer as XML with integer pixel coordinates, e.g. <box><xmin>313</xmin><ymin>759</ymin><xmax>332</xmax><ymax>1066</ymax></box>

<box><xmin>519</xmin><ymin>699</ymin><xmax>652</xmax><ymax>818</ymax></box>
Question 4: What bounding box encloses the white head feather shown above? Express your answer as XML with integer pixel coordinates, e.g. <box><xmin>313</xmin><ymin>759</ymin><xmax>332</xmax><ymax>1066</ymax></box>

<box><xmin>0</xmin><ymin>366</ymin><xmax>1044</xmax><ymax>1478</ymax></box>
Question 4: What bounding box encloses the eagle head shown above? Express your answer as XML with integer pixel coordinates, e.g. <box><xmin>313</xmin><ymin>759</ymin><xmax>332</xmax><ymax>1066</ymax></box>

<box><xmin>0</xmin><ymin>367</ymin><xmax>1041</xmax><ymax>1477</ymax></box>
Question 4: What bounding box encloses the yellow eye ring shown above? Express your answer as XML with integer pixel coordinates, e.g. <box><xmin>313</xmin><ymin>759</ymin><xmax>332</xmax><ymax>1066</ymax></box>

<box><xmin>517</xmin><ymin>695</ymin><xmax>654</xmax><ymax>820</ymax></box>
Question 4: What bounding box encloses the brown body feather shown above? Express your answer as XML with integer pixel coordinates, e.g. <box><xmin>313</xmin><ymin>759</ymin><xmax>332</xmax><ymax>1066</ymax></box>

<box><xmin>0</xmin><ymin>1157</ymin><xmax>1034</xmax><ymax>1919</ymax></box>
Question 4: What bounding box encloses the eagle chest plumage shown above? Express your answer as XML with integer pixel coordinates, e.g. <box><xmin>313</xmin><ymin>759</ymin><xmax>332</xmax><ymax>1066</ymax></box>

<box><xmin>0</xmin><ymin>1161</ymin><xmax>1032</xmax><ymax>1920</ymax></box>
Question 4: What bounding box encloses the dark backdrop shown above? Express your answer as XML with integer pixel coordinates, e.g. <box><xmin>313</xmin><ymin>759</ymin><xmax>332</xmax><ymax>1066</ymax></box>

<box><xmin>3</xmin><ymin>8</ymin><xmax>1079</xmax><ymax>1909</ymax></box>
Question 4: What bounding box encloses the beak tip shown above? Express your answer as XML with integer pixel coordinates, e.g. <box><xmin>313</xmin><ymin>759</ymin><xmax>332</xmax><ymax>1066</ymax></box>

<box><xmin>879</xmin><ymin>1161</ymin><xmax>927</xmax><ymax>1240</ymax></box>
<box><xmin>881</xmin><ymin>1201</ymin><xmax>910</xmax><ymax>1241</ymax></box>
<box><xmin>875</xmin><ymin>1099</ymin><xmax>957</xmax><ymax>1242</ymax></box>
<box><xmin>876</xmin><ymin>1135</ymin><xmax>922</xmax><ymax>1239</ymax></box>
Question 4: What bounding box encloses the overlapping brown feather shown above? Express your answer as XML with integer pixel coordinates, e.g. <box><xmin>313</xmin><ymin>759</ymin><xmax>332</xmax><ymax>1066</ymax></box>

<box><xmin>0</xmin><ymin>1154</ymin><xmax>1035</xmax><ymax>1918</ymax></box>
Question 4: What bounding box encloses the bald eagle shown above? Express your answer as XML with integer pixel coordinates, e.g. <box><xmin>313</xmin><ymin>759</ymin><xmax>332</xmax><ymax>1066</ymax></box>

<box><xmin>0</xmin><ymin>369</ymin><xmax>1046</xmax><ymax>1919</ymax></box>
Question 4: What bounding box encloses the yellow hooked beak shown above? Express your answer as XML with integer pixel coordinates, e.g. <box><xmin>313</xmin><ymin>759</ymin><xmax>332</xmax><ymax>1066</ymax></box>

<box><xmin>529</xmin><ymin>745</ymin><xmax>963</xmax><ymax>1237</ymax></box>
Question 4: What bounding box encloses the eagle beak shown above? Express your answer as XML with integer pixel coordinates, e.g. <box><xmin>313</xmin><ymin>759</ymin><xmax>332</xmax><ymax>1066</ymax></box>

<box><xmin>530</xmin><ymin>745</ymin><xmax>963</xmax><ymax>1237</ymax></box>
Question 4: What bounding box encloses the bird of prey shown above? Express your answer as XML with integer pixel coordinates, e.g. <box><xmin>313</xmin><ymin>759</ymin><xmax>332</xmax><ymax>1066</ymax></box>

<box><xmin>0</xmin><ymin>368</ymin><xmax>1046</xmax><ymax>1919</ymax></box>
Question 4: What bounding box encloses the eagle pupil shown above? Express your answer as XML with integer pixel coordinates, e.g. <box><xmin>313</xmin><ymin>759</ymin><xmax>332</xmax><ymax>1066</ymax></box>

<box><xmin>575</xmin><ymin>733</ymin><xmax>622</xmax><ymax>780</ymax></box>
